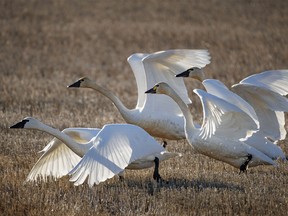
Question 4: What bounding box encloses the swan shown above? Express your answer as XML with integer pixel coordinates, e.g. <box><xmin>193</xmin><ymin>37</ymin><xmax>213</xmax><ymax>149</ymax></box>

<box><xmin>176</xmin><ymin>69</ymin><xmax>288</xmax><ymax>159</ymax></box>
<box><xmin>68</xmin><ymin>49</ymin><xmax>211</xmax><ymax>140</ymax></box>
<box><xmin>10</xmin><ymin>117</ymin><xmax>181</xmax><ymax>186</ymax></box>
<box><xmin>145</xmin><ymin>82</ymin><xmax>276</xmax><ymax>173</ymax></box>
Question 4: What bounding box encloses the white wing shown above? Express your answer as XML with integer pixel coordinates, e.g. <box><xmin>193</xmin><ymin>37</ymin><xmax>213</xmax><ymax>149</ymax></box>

<box><xmin>232</xmin><ymin>83</ymin><xmax>288</xmax><ymax>141</ymax></box>
<box><xmin>127</xmin><ymin>53</ymin><xmax>150</xmax><ymax>109</ymax></box>
<box><xmin>239</xmin><ymin>70</ymin><xmax>288</xmax><ymax>95</ymax></box>
<box><xmin>69</xmin><ymin>124</ymin><xmax>165</xmax><ymax>187</ymax></box>
<box><xmin>194</xmin><ymin>89</ymin><xmax>258</xmax><ymax>140</ymax></box>
<box><xmin>202</xmin><ymin>79</ymin><xmax>259</xmax><ymax>127</ymax></box>
<box><xmin>26</xmin><ymin>128</ymin><xmax>101</xmax><ymax>182</ymax></box>
<box><xmin>244</xmin><ymin>131</ymin><xmax>286</xmax><ymax>160</ymax></box>
<box><xmin>128</xmin><ymin>50</ymin><xmax>211</xmax><ymax>114</ymax></box>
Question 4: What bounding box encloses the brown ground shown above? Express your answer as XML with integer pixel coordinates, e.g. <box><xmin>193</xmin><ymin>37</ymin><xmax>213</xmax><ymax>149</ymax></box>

<box><xmin>1</xmin><ymin>0</ymin><xmax>288</xmax><ymax>215</ymax></box>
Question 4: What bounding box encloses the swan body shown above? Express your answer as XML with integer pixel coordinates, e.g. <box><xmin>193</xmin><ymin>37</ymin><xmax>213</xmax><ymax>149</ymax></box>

<box><xmin>177</xmin><ymin>69</ymin><xmax>288</xmax><ymax>159</ymax></box>
<box><xmin>146</xmin><ymin>83</ymin><xmax>276</xmax><ymax>172</ymax></box>
<box><xmin>10</xmin><ymin>117</ymin><xmax>180</xmax><ymax>186</ymax></box>
<box><xmin>68</xmin><ymin>49</ymin><xmax>211</xmax><ymax>140</ymax></box>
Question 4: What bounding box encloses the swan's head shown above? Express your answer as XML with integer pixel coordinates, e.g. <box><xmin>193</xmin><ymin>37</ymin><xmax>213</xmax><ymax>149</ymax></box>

<box><xmin>175</xmin><ymin>67</ymin><xmax>205</xmax><ymax>82</ymax></box>
<box><xmin>10</xmin><ymin>117</ymin><xmax>42</xmax><ymax>129</ymax></box>
<box><xmin>145</xmin><ymin>82</ymin><xmax>172</xmax><ymax>95</ymax></box>
<box><xmin>67</xmin><ymin>77</ymin><xmax>92</xmax><ymax>88</ymax></box>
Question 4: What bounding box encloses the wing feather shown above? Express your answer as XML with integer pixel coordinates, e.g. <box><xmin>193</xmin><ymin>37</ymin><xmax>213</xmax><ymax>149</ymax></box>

<box><xmin>232</xmin><ymin>84</ymin><xmax>288</xmax><ymax>140</ymax></box>
<box><xmin>194</xmin><ymin>89</ymin><xmax>258</xmax><ymax>140</ymax></box>
<box><xmin>26</xmin><ymin>128</ymin><xmax>100</xmax><ymax>182</ymax></box>
<box><xmin>69</xmin><ymin>124</ymin><xmax>165</xmax><ymax>187</ymax></box>
<box><xmin>202</xmin><ymin>79</ymin><xmax>259</xmax><ymax>127</ymax></box>
<box><xmin>127</xmin><ymin>50</ymin><xmax>211</xmax><ymax>115</ymax></box>
<box><xmin>239</xmin><ymin>70</ymin><xmax>288</xmax><ymax>95</ymax></box>
<box><xmin>127</xmin><ymin>53</ymin><xmax>149</xmax><ymax>109</ymax></box>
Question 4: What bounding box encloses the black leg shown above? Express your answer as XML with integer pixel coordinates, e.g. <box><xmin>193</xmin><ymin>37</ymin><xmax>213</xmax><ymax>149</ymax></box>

<box><xmin>153</xmin><ymin>157</ymin><xmax>162</xmax><ymax>182</ymax></box>
<box><xmin>162</xmin><ymin>141</ymin><xmax>167</xmax><ymax>148</ymax></box>
<box><xmin>119</xmin><ymin>175</ymin><xmax>124</xmax><ymax>181</ymax></box>
<box><xmin>239</xmin><ymin>154</ymin><xmax>252</xmax><ymax>174</ymax></box>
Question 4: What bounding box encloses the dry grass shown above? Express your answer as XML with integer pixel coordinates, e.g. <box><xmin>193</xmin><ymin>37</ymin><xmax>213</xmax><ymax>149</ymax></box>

<box><xmin>1</xmin><ymin>0</ymin><xmax>288</xmax><ymax>215</ymax></box>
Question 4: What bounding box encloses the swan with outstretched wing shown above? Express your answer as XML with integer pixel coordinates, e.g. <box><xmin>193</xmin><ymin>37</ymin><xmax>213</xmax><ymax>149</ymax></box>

<box><xmin>10</xmin><ymin>117</ymin><xmax>180</xmax><ymax>186</ymax></box>
<box><xmin>68</xmin><ymin>49</ymin><xmax>211</xmax><ymax>140</ymax></box>
<box><xmin>176</xmin><ymin>69</ymin><xmax>288</xmax><ymax>159</ymax></box>
<box><xmin>146</xmin><ymin>82</ymin><xmax>276</xmax><ymax>173</ymax></box>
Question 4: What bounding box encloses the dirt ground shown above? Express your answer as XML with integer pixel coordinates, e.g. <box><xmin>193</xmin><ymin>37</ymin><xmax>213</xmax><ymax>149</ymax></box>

<box><xmin>1</xmin><ymin>0</ymin><xmax>288</xmax><ymax>215</ymax></box>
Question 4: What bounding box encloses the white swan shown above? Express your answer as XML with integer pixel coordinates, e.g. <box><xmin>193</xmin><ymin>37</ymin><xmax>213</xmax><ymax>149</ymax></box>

<box><xmin>176</xmin><ymin>69</ymin><xmax>288</xmax><ymax>159</ymax></box>
<box><xmin>146</xmin><ymin>82</ymin><xmax>276</xmax><ymax>172</ymax></box>
<box><xmin>68</xmin><ymin>49</ymin><xmax>211</xmax><ymax>140</ymax></box>
<box><xmin>10</xmin><ymin>117</ymin><xmax>181</xmax><ymax>186</ymax></box>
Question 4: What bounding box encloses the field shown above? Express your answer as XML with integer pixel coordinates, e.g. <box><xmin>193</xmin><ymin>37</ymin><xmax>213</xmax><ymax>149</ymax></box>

<box><xmin>1</xmin><ymin>0</ymin><xmax>288</xmax><ymax>215</ymax></box>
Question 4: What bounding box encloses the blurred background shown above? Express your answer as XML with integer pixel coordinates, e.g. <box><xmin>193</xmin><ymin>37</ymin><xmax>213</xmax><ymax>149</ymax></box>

<box><xmin>1</xmin><ymin>0</ymin><xmax>287</xmax><ymax>215</ymax></box>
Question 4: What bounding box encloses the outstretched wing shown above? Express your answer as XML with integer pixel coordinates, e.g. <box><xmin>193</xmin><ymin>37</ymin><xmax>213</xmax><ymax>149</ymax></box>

<box><xmin>69</xmin><ymin>124</ymin><xmax>165</xmax><ymax>187</ymax></box>
<box><xmin>202</xmin><ymin>79</ymin><xmax>259</xmax><ymax>128</ymax></box>
<box><xmin>232</xmin><ymin>83</ymin><xmax>288</xmax><ymax>141</ymax></box>
<box><xmin>238</xmin><ymin>70</ymin><xmax>288</xmax><ymax>96</ymax></box>
<box><xmin>128</xmin><ymin>50</ymin><xmax>211</xmax><ymax>114</ymax></box>
<box><xmin>26</xmin><ymin>128</ymin><xmax>101</xmax><ymax>182</ymax></box>
<box><xmin>127</xmin><ymin>53</ymin><xmax>149</xmax><ymax>109</ymax></box>
<box><xmin>194</xmin><ymin>89</ymin><xmax>258</xmax><ymax>140</ymax></box>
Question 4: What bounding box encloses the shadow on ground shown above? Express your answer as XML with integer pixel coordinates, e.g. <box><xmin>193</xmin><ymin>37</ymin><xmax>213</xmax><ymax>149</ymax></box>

<box><xmin>107</xmin><ymin>177</ymin><xmax>245</xmax><ymax>195</ymax></box>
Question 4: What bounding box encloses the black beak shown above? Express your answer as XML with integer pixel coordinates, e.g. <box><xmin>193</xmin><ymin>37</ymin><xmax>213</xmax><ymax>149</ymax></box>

<box><xmin>175</xmin><ymin>70</ymin><xmax>190</xmax><ymax>77</ymax></box>
<box><xmin>10</xmin><ymin>119</ymin><xmax>29</xmax><ymax>128</ymax></box>
<box><xmin>145</xmin><ymin>87</ymin><xmax>156</xmax><ymax>94</ymax></box>
<box><xmin>67</xmin><ymin>80</ymin><xmax>81</xmax><ymax>88</ymax></box>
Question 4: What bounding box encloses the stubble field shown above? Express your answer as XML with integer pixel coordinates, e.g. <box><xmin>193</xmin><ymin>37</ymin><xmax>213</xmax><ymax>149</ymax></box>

<box><xmin>1</xmin><ymin>0</ymin><xmax>288</xmax><ymax>215</ymax></box>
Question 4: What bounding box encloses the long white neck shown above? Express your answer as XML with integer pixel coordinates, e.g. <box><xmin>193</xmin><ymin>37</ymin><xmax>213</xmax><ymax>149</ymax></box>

<box><xmin>163</xmin><ymin>87</ymin><xmax>198</xmax><ymax>136</ymax></box>
<box><xmin>34</xmin><ymin>122</ymin><xmax>92</xmax><ymax>156</ymax></box>
<box><xmin>85</xmin><ymin>81</ymin><xmax>134</xmax><ymax>122</ymax></box>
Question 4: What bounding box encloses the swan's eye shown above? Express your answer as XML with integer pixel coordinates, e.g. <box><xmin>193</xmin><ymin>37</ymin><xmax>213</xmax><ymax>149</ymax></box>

<box><xmin>80</xmin><ymin>79</ymin><xmax>84</xmax><ymax>82</ymax></box>
<box><xmin>153</xmin><ymin>85</ymin><xmax>159</xmax><ymax>91</ymax></box>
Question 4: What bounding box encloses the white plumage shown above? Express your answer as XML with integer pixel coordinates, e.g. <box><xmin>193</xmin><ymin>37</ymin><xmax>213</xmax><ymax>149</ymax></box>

<box><xmin>68</xmin><ymin>49</ymin><xmax>211</xmax><ymax>140</ymax></box>
<box><xmin>10</xmin><ymin>117</ymin><xmax>180</xmax><ymax>186</ymax></box>
<box><xmin>176</xmin><ymin>69</ymin><xmax>288</xmax><ymax>159</ymax></box>
<box><xmin>146</xmin><ymin>83</ymin><xmax>276</xmax><ymax>172</ymax></box>
<box><xmin>27</xmin><ymin>128</ymin><xmax>100</xmax><ymax>181</ymax></box>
